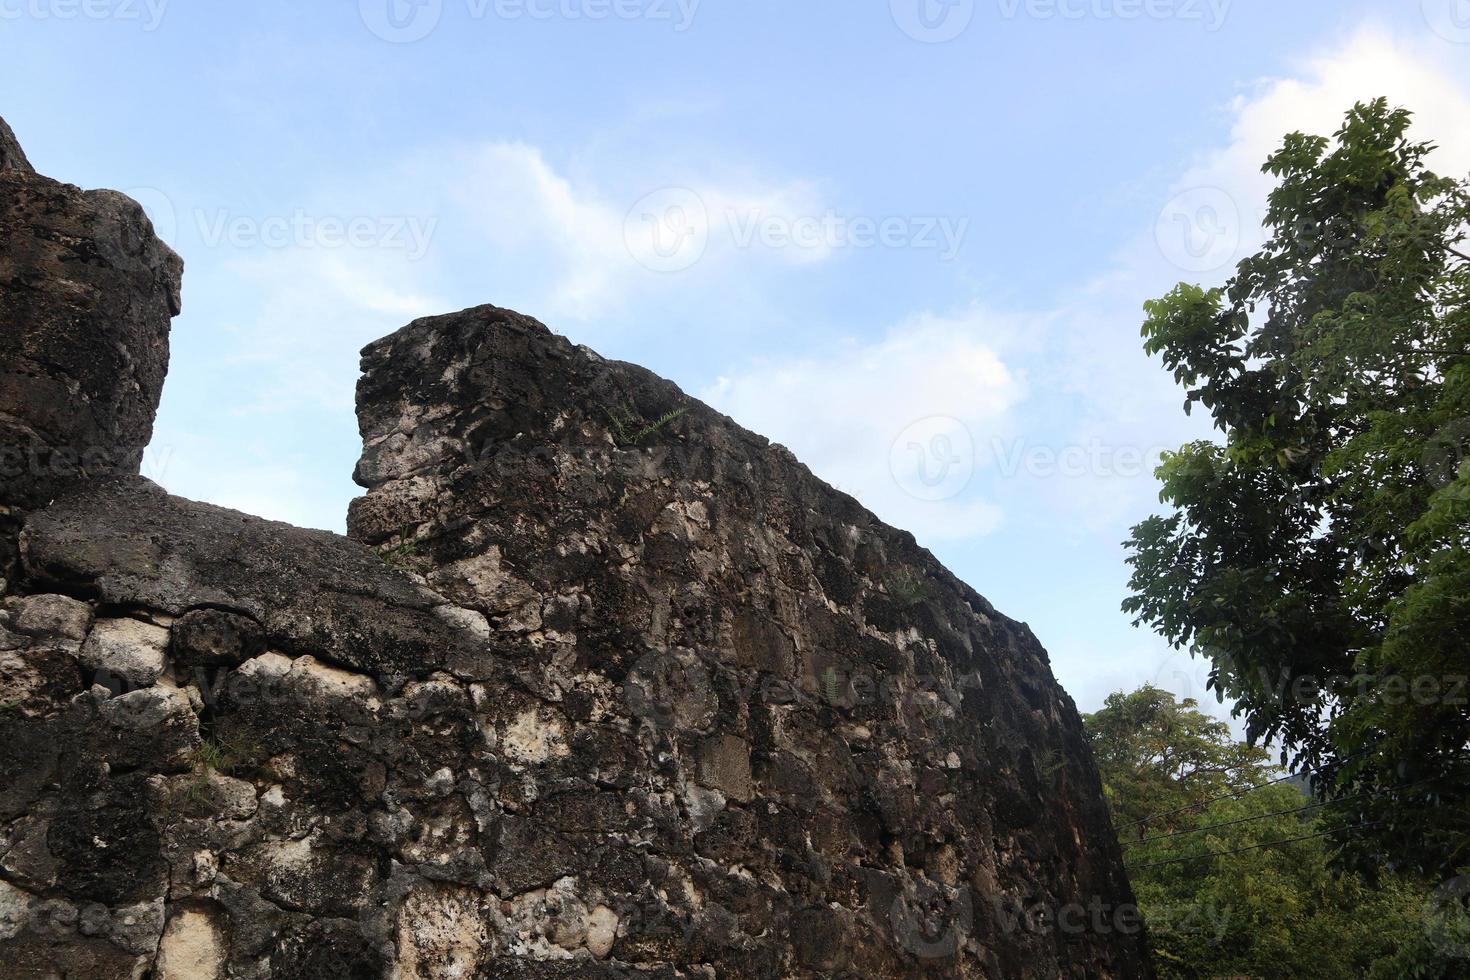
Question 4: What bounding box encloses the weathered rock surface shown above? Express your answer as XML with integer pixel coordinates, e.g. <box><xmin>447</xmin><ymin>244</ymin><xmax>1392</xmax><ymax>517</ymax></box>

<box><xmin>22</xmin><ymin>476</ymin><xmax>494</xmax><ymax>679</ymax></box>
<box><xmin>0</xmin><ymin>116</ymin><xmax>30</xmax><ymax>173</ymax></box>
<box><xmin>0</xmin><ymin>115</ymin><xmax>182</xmax><ymax>514</ymax></box>
<box><xmin>346</xmin><ymin>305</ymin><xmax>1151</xmax><ymax>977</ymax></box>
<box><xmin>0</xmin><ymin>116</ymin><xmax>1151</xmax><ymax>977</ymax></box>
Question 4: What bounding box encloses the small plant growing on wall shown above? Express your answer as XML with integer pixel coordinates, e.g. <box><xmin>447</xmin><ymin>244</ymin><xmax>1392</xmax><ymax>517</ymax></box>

<box><xmin>884</xmin><ymin>568</ymin><xmax>932</xmax><ymax>608</ymax></box>
<box><xmin>179</xmin><ymin>731</ymin><xmax>264</xmax><ymax>813</ymax></box>
<box><xmin>376</xmin><ymin>523</ymin><xmax>421</xmax><ymax>568</ymax></box>
<box><xmin>605</xmin><ymin>401</ymin><xmax>688</xmax><ymax>447</ymax></box>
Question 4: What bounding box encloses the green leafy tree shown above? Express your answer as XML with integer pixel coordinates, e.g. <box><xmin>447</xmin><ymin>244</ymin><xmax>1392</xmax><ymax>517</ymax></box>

<box><xmin>1123</xmin><ymin>99</ymin><xmax>1470</xmax><ymax>875</ymax></box>
<box><xmin>1085</xmin><ymin>684</ymin><xmax>1271</xmax><ymax>834</ymax></box>
<box><xmin>1088</xmin><ymin>686</ymin><xmax>1468</xmax><ymax>979</ymax></box>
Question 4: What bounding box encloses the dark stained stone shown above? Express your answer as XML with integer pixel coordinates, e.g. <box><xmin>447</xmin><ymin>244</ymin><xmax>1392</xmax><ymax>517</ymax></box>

<box><xmin>170</xmin><ymin>607</ymin><xmax>266</xmax><ymax>669</ymax></box>
<box><xmin>20</xmin><ymin>476</ymin><xmax>496</xmax><ymax>679</ymax></box>
<box><xmin>0</xmin><ymin>120</ymin><xmax>181</xmax><ymax>510</ymax></box>
<box><xmin>269</xmin><ymin>919</ymin><xmax>383</xmax><ymax>980</ymax></box>
<box><xmin>49</xmin><ymin>768</ymin><xmax>166</xmax><ymax>905</ymax></box>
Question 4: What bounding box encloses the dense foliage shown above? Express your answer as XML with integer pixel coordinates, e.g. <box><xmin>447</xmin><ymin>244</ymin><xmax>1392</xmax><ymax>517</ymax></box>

<box><xmin>1123</xmin><ymin>99</ymin><xmax>1470</xmax><ymax>875</ymax></box>
<box><xmin>1086</xmin><ymin>686</ymin><xmax>1469</xmax><ymax>978</ymax></box>
<box><xmin>1086</xmin><ymin>684</ymin><xmax>1270</xmax><ymax>833</ymax></box>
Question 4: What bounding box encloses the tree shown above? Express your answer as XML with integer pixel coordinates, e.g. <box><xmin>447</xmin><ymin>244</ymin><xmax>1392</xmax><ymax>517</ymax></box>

<box><xmin>1087</xmin><ymin>686</ymin><xmax>1467</xmax><ymax>979</ymax></box>
<box><xmin>1084</xmin><ymin>684</ymin><xmax>1271</xmax><ymax>834</ymax></box>
<box><xmin>1123</xmin><ymin>99</ymin><xmax>1470</xmax><ymax>876</ymax></box>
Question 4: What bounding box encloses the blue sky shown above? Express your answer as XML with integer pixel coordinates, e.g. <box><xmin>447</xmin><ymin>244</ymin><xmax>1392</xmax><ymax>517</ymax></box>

<box><xmin>6</xmin><ymin>0</ymin><xmax>1470</xmax><ymax>722</ymax></box>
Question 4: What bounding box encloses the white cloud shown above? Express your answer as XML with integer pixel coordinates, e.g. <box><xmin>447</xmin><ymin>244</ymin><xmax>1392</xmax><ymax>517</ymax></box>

<box><xmin>1147</xmin><ymin>27</ymin><xmax>1470</xmax><ymax>286</ymax></box>
<box><xmin>445</xmin><ymin>142</ymin><xmax>828</xmax><ymax>318</ymax></box>
<box><xmin>450</xmin><ymin>142</ymin><xmax>627</xmax><ymax>318</ymax></box>
<box><xmin>701</xmin><ymin>310</ymin><xmax>1026</xmax><ymax>542</ymax></box>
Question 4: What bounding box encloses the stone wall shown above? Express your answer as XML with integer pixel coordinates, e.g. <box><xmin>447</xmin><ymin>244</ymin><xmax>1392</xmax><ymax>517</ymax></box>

<box><xmin>346</xmin><ymin>305</ymin><xmax>1151</xmax><ymax>977</ymax></box>
<box><xmin>0</xmin><ymin>115</ymin><xmax>1152</xmax><ymax>978</ymax></box>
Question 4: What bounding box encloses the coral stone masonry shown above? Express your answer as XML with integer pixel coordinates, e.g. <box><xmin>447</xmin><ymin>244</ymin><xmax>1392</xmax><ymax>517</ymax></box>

<box><xmin>0</xmin><ymin>115</ymin><xmax>1151</xmax><ymax>978</ymax></box>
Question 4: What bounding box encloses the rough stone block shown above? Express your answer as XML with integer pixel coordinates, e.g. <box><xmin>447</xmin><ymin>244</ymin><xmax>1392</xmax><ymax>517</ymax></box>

<box><xmin>697</xmin><ymin>733</ymin><xmax>754</xmax><ymax>803</ymax></box>
<box><xmin>79</xmin><ymin>618</ymin><xmax>168</xmax><ymax>690</ymax></box>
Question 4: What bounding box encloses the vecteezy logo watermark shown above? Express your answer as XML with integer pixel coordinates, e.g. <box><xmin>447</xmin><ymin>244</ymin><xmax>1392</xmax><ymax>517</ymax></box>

<box><xmin>890</xmin><ymin>417</ymin><xmax>975</xmax><ymax>502</ymax></box>
<box><xmin>0</xmin><ymin>0</ymin><xmax>168</xmax><ymax>30</ymax></box>
<box><xmin>997</xmin><ymin>0</ymin><xmax>1230</xmax><ymax>30</ymax></box>
<box><xmin>1153</xmin><ymin>646</ymin><xmax>1214</xmax><ymax>704</ymax></box>
<box><xmin>119</xmin><ymin>186</ymin><xmax>178</xmax><ymax>249</ymax></box>
<box><xmin>360</xmin><ymin>0</ymin><xmax>700</xmax><ymax>42</ymax></box>
<box><xmin>360</xmin><ymin>0</ymin><xmax>443</xmax><ymax>42</ymax></box>
<box><xmin>1423</xmin><ymin>0</ymin><xmax>1470</xmax><ymax>44</ymax></box>
<box><xmin>890</xmin><ymin>0</ymin><xmax>975</xmax><ymax>43</ymax></box>
<box><xmin>624</xmin><ymin>188</ymin><xmax>710</xmax><ymax>273</ymax></box>
<box><xmin>1155</xmin><ymin>186</ymin><xmax>1240</xmax><ymax>273</ymax></box>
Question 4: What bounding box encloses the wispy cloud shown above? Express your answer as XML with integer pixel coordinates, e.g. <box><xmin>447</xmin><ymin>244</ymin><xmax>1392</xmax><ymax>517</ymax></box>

<box><xmin>442</xmin><ymin>141</ymin><xmax>832</xmax><ymax>317</ymax></box>
<box><xmin>702</xmin><ymin>310</ymin><xmax>1026</xmax><ymax>542</ymax></box>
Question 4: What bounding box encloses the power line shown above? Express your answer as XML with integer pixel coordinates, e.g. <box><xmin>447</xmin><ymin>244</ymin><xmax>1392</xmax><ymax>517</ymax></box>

<box><xmin>1124</xmin><ymin>821</ymin><xmax>1382</xmax><ymax>873</ymax></box>
<box><xmin>1121</xmin><ymin>795</ymin><xmax>1356</xmax><ymax>849</ymax></box>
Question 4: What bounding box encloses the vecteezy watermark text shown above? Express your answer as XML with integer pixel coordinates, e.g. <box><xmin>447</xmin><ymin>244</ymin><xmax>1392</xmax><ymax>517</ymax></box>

<box><xmin>989</xmin><ymin>895</ymin><xmax>1229</xmax><ymax>940</ymax></box>
<box><xmin>991</xmin><ymin>437</ymin><xmax>1168</xmax><ymax>480</ymax></box>
<box><xmin>194</xmin><ymin>210</ymin><xmax>437</xmax><ymax>260</ymax></box>
<box><xmin>359</xmin><ymin>0</ymin><xmax>699</xmax><ymax>43</ymax></box>
<box><xmin>998</xmin><ymin>0</ymin><xmax>1229</xmax><ymax>30</ymax></box>
<box><xmin>624</xmin><ymin>188</ymin><xmax>970</xmax><ymax>273</ymax></box>
<box><xmin>0</xmin><ymin>0</ymin><xmax>167</xmax><ymax>29</ymax></box>
<box><xmin>891</xmin><ymin>0</ymin><xmax>1229</xmax><ymax>43</ymax></box>
<box><xmin>0</xmin><ymin>443</ymin><xmax>173</xmax><ymax>483</ymax></box>
<box><xmin>1156</xmin><ymin>648</ymin><xmax>1470</xmax><ymax>711</ymax></box>
<box><xmin>726</xmin><ymin>210</ymin><xmax>969</xmax><ymax>259</ymax></box>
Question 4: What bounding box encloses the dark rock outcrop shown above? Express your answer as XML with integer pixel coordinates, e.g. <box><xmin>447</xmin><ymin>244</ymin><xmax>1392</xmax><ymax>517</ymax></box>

<box><xmin>0</xmin><ymin>116</ymin><xmax>1152</xmax><ymax>978</ymax></box>
<box><xmin>0</xmin><ymin>116</ymin><xmax>182</xmax><ymax>514</ymax></box>
<box><xmin>0</xmin><ymin>116</ymin><xmax>31</xmax><ymax>173</ymax></box>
